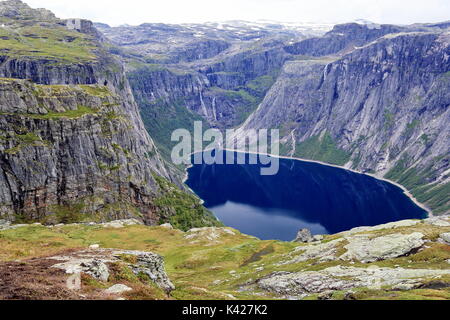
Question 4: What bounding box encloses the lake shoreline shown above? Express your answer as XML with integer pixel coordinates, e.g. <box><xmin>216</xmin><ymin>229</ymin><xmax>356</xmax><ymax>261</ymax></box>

<box><xmin>182</xmin><ymin>148</ymin><xmax>432</xmax><ymax>218</ymax></box>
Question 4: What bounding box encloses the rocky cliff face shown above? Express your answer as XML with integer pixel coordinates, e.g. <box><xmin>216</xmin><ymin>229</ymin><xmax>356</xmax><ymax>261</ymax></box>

<box><xmin>128</xmin><ymin>47</ymin><xmax>286</xmax><ymax>131</ymax></box>
<box><xmin>0</xmin><ymin>78</ymin><xmax>163</xmax><ymax>223</ymax></box>
<box><xmin>238</xmin><ymin>31</ymin><xmax>450</xmax><ymax>214</ymax></box>
<box><xmin>0</xmin><ymin>0</ymin><xmax>219</xmax><ymax>228</ymax></box>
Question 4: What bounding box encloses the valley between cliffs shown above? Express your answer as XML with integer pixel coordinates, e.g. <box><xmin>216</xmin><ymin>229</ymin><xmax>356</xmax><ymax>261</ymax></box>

<box><xmin>100</xmin><ymin>20</ymin><xmax>450</xmax><ymax>216</ymax></box>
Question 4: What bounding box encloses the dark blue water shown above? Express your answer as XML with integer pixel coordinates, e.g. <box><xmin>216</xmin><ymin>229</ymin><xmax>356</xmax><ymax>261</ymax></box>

<box><xmin>186</xmin><ymin>151</ymin><xmax>428</xmax><ymax>241</ymax></box>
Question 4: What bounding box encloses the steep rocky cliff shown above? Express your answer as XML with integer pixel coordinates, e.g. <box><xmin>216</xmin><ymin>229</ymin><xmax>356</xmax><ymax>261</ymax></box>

<box><xmin>0</xmin><ymin>79</ymin><xmax>163</xmax><ymax>223</ymax></box>
<box><xmin>238</xmin><ymin>31</ymin><xmax>450</xmax><ymax>214</ymax></box>
<box><xmin>0</xmin><ymin>0</ymin><xmax>219</xmax><ymax>228</ymax></box>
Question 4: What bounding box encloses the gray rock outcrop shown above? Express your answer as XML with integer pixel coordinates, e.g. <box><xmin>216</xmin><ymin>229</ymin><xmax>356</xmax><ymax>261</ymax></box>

<box><xmin>50</xmin><ymin>248</ymin><xmax>175</xmax><ymax>293</ymax></box>
<box><xmin>293</xmin><ymin>228</ymin><xmax>314</xmax><ymax>243</ymax></box>
<box><xmin>126</xmin><ymin>251</ymin><xmax>175</xmax><ymax>293</ymax></box>
<box><xmin>280</xmin><ymin>239</ymin><xmax>345</xmax><ymax>265</ymax></box>
<box><xmin>81</xmin><ymin>259</ymin><xmax>110</xmax><ymax>282</ymax></box>
<box><xmin>424</xmin><ymin>216</ymin><xmax>450</xmax><ymax>227</ymax></box>
<box><xmin>340</xmin><ymin>232</ymin><xmax>426</xmax><ymax>263</ymax></box>
<box><xmin>257</xmin><ymin>265</ymin><xmax>450</xmax><ymax>297</ymax></box>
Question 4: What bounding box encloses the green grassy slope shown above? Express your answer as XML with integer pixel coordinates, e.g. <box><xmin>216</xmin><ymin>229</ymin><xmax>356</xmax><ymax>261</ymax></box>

<box><xmin>0</xmin><ymin>218</ymin><xmax>448</xmax><ymax>300</ymax></box>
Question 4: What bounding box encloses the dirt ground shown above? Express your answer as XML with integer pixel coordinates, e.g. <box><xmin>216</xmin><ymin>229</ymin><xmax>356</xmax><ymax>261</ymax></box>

<box><xmin>0</xmin><ymin>249</ymin><xmax>108</xmax><ymax>300</ymax></box>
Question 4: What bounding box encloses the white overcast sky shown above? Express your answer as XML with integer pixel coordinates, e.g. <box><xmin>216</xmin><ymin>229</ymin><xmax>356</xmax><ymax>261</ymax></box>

<box><xmin>22</xmin><ymin>0</ymin><xmax>450</xmax><ymax>26</ymax></box>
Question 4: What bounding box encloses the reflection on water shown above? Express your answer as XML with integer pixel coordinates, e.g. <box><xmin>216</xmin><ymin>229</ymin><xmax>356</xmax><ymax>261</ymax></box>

<box><xmin>186</xmin><ymin>151</ymin><xmax>427</xmax><ymax>241</ymax></box>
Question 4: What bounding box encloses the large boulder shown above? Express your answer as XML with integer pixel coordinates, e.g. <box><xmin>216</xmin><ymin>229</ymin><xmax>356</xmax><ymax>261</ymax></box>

<box><xmin>81</xmin><ymin>259</ymin><xmax>110</xmax><ymax>282</ymax></box>
<box><xmin>124</xmin><ymin>251</ymin><xmax>175</xmax><ymax>294</ymax></box>
<box><xmin>293</xmin><ymin>229</ymin><xmax>314</xmax><ymax>243</ymax></box>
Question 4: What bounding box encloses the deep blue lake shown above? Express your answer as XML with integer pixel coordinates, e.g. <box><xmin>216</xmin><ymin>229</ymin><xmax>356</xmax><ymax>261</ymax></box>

<box><xmin>186</xmin><ymin>151</ymin><xmax>428</xmax><ymax>241</ymax></box>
